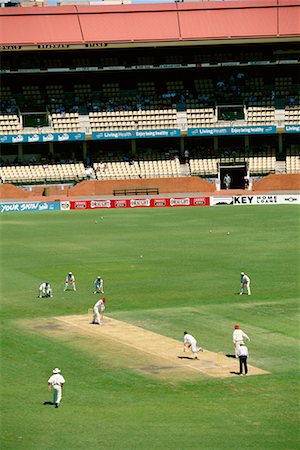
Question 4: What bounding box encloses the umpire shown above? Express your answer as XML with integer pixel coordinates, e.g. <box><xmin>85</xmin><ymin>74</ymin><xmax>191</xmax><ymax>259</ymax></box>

<box><xmin>237</xmin><ymin>343</ymin><xmax>249</xmax><ymax>376</ymax></box>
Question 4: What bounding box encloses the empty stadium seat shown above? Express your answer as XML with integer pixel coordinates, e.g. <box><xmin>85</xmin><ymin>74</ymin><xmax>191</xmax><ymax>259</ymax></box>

<box><xmin>0</xmin><ymin>163</ymin><xmax>87</xmax><ymax>185</ymax></box>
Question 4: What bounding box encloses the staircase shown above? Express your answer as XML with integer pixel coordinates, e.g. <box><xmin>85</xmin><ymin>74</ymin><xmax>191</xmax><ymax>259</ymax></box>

<box><xmin>275</xmin><ymin>160</ymin><xmax>286</xmax><ymax>174</ymax></box>
<box><xmin>176</xmin><ymin>111</ymin><xmax>187</xmax><ymax>131</ymax></box>
<box><xmin>180</xmin><ymin>163</ymin><xmax>191</xmax><ymax>176</ymax></box>
<box><xmin>79</xmin><ymin>115</ymin><xmax>91</xmax><ymax>133</ymax></box>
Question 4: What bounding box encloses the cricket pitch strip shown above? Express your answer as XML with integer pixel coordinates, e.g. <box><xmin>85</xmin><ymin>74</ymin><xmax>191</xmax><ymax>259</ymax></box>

<box><xmin>46</xmin><ymin>314</ymin><xmax>269</xmax><ymax>379</ymax></box>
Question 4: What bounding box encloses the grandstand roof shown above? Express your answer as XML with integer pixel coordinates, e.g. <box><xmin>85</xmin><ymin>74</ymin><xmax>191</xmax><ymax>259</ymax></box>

<box><xmin>0</xmin><ymin>0</ymin><xmax>299</xmax><ymax>48</ymax></box>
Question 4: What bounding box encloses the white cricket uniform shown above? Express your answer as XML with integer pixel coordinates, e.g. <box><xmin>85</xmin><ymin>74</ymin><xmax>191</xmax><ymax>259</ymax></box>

<box><xmin>233</xmin><ymin>329</ymin><xmax>250</xmax><ymax>357</ymax></box>
<box><xmin>39</xmin><ymin>283</ymin><xmax>52</xmax><ymax>298</ymax></box>
<box><xmin>241</xmin><ymin>274</ymin><xmax>251</xmax><ymax>295</ymax></box>
<box><xmin>93</xmin><ymin>299</ymin><xmax>105</xmax><ymax>324</ymax></box>
<box><xmin>64</xmin><ymin>274</ymin><xmax>76</xmax><ymax>291</ymax></box>
<box><xmin>48</xmin><ymin>373</ymin><xmax>65</xmax><ymax>406</ymax></box>
<box><xmin>183</xmin><ymin>333</ymin><xmax>202</xmax><ymax>358</ymax></box>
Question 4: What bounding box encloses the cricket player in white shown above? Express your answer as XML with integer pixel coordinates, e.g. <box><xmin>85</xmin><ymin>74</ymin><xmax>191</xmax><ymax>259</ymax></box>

<box><xmin>94</xmin><ymin>276</ymin><xmax>104</xmax><ymax>294</ymax></box>
<box><xmin>233</xmin><ymin>324</ymin><xmax>250</xmax><ymax>358</ymax></box>
<box><xmin>91</xmin><ymin>297</ymin><xmax>106</xmax><ymax>325</ymax></box>
<box><xmin>183</xmin><ymin>331</ymin><xmax>203</xmax><ymax>359</ymax></box>
<box><xmin>240</xmin><ymin>272</ymin><xmax>251</xmax><ymax>295</ymax></box>
<box><xmin>38</xmin><ymin>282</ymin><xmax>53</xmax><ymax>298</ymax></box>
<box><xmin>48</xmin><ymin>368</ymin><xmax>65</xmax><ymax>408</ymax></box>
<box><xmin>64</xmin><ymin>272</ymin><xmax>76</xmax><ymax>291</ymax></box>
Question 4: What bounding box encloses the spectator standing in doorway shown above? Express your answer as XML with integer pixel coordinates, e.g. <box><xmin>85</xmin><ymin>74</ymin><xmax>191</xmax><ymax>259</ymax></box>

<box><xmin>223</xmin><ymin>173</ymin><xmax>232</xmax><ymax>190</ymax></box>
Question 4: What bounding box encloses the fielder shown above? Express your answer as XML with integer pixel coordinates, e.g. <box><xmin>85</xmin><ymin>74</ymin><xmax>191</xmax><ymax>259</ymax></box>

<box><xmin>240</xmin><ymin>272</ymin><xmax>251</xmax><ymax>295</ymax></box>
<box><xmin>183</xmin><ymin>331</ymin><xmax>203</xmax><ymax>360</ymax></box>
<box><xmin>47</xmin><ymin>368</ymin><xmax>65</xmax><ymax>408</ymax></box>
<box><xmin>38</xmin><ymin>282</ymin><xmax>53</xmax><ymax>298</ymax></box>
<box><xmin>94</xmin><ymin>276</ymin><xmax>104</xmax><ymax>294</ymax></box>
<box><xmin>64</xmin><ymin>272</ymin><xmax>76</xmax><ymax>291</ymax></box>
<box><xmin>233</xmin><ymin>324</ymin><xmax>250</xmax><ymax>358</ymax></box>
<box><xmin>91</xmin><ymin>297</ymin><xmax>106</xmax><ymax>325</ymax></box>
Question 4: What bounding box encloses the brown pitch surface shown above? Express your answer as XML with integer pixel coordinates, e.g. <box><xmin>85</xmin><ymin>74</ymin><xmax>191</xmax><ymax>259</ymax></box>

<box><xmin>31</xmin><ymin>314</ymin><xmax>269</xmax><ymax>379</ymax></box>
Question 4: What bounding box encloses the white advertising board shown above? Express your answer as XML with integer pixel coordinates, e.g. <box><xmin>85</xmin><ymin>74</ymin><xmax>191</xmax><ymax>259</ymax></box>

<box><xmin>211</xmin><ymin>194</ymin><xmax>300</xmax><ymax>206</ymax></box>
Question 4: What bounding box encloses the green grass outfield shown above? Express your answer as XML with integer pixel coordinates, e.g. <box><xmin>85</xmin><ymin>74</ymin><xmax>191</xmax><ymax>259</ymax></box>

<box><xmin>1</xmin><ymin>205</ymin><xmax>299</xmax><ymax>450</ymax></box>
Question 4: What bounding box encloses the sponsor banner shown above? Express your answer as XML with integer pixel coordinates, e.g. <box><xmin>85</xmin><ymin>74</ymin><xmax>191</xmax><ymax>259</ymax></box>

<box><xmin>153</xmin><ymin>198</ymin><xmax>167</xmax><ymax>207</ymax></box>
<box><xmin>170</xmin><ymin>197</ymin><xmax>191</xmax><ymax>207</ymax></box>
<box><xmin>135</xmin><ymin>129</ymin><xmax>181</xmax><ymax>138</ymax></box>
<box><xmin>232</xmin><ymin>195</ymin><xmax>280</xmax><ymax>205</ymax></box>
<box><xmin>130</xmin><ymin>198</ymin><xmax>151</xmax><ymax>208</ymax></box>
<box><xmin>113</xmin><ymin>199</ymin><xmax>129</xmax><ymax>208</ymax></box>
<box><xmin>2</xmin><ymin>196</ymin><xmax>297</xmax><ymax>213</ymax></box>
<box><xmin>69</xmin><ymin>199</ymin><xmax>129</xmax><ymax>209</ymax></box>
<box><xmin>188</xmin><ymin>125</ymin><xmax>276</xmax><ymax>137</ymax></box>
<box><xmin>90</xmin><ymin>200</ymin><xmax>111</xmax><ymax>209</ymax></box>
<box><xmin>211</xmin><ymin>194</ymin><xmax>300</xmax><ymax>206</ymax></box>
<box><xmin>284</xmin><ymin>125</ymin><xmax>300</xmax><ymax>133</ymax></box>
<box><xmin>191</xmin><ymin>197</ymin><xmax>210</xmax><ymax>206</ymax></box>
<box><xmin>0</xmin><ymin>132</ymin><xmax>86</xmax><ymax>144</ymax></box>
<box><xmin>70</xmin><ymin>201</ymin><xmax>88</xmax><ymax>209</ymax></box>
<box><xmin>92</xmin><ymin>131</ymin><xmax>135</xmax><ymax>140</ymax></box>
<box><xmin>277</xmin><ymin>194</ymin><xmax>300</xmax><ymax>204</ymax></box>
<box><xmin>188</xmin><ymin>127</ymin><xmax>229</xmax><ymax>137</ymax></box>
<box><xmin>67</xmin><ymin>197</ymin><xmax>210</xmax><ymax>210</ymax></box>
<box><xmin>92</xmin><ymin>129</ymin><xmax>181</xmax><ymax>140</ymax></box>
<box><xmin>0</xmin><ymin>201</ymin><xmax>60</xmax><ymax>213</ymax></box>
<box><xmin>210</xmin><ymin>197</ymin><xmax>233</xmax><ymax>206</ymax></box>
<box><xmin>60</xmin><ymin>201</ymin><xmax>71</xmax><ymax>211</ymax></box>
<box><xmin>230</xmin><ymin>126</ymin><xmax>276</xmax><ymax>135</ymax></box>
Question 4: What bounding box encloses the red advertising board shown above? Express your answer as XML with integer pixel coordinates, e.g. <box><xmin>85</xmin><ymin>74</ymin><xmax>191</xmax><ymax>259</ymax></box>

<box><xmin>68</xmin><ymin>197</ymin><xmax>209</xmax><ymax>210</ymax></box>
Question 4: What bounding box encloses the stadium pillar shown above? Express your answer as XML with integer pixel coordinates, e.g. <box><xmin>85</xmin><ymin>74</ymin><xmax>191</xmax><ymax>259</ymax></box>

<box><xmin>82</xmin><ymin>141</ymin><xmax>87</xmax><ymax>161</ymax></box>
<box><xmin>18</xmin><ymin>143</ymin><xmax>23</xmax><ymax>161</ymax></box>
<box><xmin>245</xmin><ymin>135</ymin><xmax>249</xmax><ymax>151</ymax></box>
<box><xmin>131</xmin><ymin>139</ymin><xmax>136</xmax><ymax>155</ymax></box>
<box><xmin>49</xmin><ymin>142</ymin><xmax>54</xmax><ymax>160</ymax></box>
<box><xmin>180</xmin><ymin>137</ymin><xmax>185</xmax><ymax>157</ymax></box>
<box><xmin>278</xmin><ymin>133</ymin><xmax>283</xmax><ymax>154</ymax></box>
<box><xmin>213</xmin><ymin>137</ymin><xmax>218</xmax><ymax>152</ymax></box>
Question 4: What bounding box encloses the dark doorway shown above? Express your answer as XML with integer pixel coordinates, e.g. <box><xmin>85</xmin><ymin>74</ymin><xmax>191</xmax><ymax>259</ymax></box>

<box><xmin>220</xmin><ymin>165</ymin><xmax>247</xmax><ymax>190</ymax></box>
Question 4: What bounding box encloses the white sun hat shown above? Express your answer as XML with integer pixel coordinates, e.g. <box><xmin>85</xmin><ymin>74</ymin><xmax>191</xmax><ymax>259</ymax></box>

<box><xmin>53</xmin><ymin>368</ymin><xmax>61</xmax><ymax>374</ymax></box>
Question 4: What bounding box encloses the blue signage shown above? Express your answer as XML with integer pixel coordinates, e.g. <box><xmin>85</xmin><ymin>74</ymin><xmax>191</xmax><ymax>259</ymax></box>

<box><xmin>0</xmin><ymin>132</ymin><xmax>86</xmax><ymax>144</ymax></box>
<box><xmin>284</xmin><ymin>125</ymin><xmax>300</xmax><ymax>133</ymax></box>
<box><xmin>188</xmin><ymin>126</ymin><xmax>277</xmax><ymax>137</ymax></box>
<box><xmin>135</xmin><ymin>129</ymin><xmax>181</xmax><ymax>138</ymax></box>
<box><xmin>92</xmin><ymin>130</ymin><xmax>135</xmax><ymax>140</ymax></box>
<box><xmin>230</xmin><ymin>126</ymin><xmax>276</xmax><ymax>135</ymax></box>
<box><xmin>0</xmin><ymin>201</ymin><xmax>61</xmax><ymax>213</ymax></box>
<box><xmin>92</xmin><ymin>129</ymin><xmax>181</xmax><ymax>140</ymax></box>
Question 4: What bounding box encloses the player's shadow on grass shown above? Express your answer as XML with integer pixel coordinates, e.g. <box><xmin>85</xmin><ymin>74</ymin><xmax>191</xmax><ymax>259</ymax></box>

<box><xmin>43</xmin><ymin>401</ymin><xmax>54</xmax><ymax>406</ymax></box>
<box><xmin>226</xmin><ymin>354</ymin><xmax>236</xmax><ymax>358</ymax></box>
<box><xmin>177</xmin><ymin>356</ymin><xmax>196</xmax><ymax>360</ymax></box>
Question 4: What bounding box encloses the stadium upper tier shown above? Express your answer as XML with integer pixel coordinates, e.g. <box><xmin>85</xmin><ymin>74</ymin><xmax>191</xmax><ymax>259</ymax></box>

<box><xmin>1</xmin><ymin>67</ymin><xmax>299</xmax><ymax>113</ymax></box>
<box><xmin>0</xmin><ymin>71</ymin><xmax>299</xmax><ymax>133</ymax></box>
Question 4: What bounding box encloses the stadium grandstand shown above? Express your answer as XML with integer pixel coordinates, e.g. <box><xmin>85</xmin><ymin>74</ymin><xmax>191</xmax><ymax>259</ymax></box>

<box><xmin>0</xmin><ymin>0</ymin><xmax>299</xmax><ymax>191</ymax></box>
